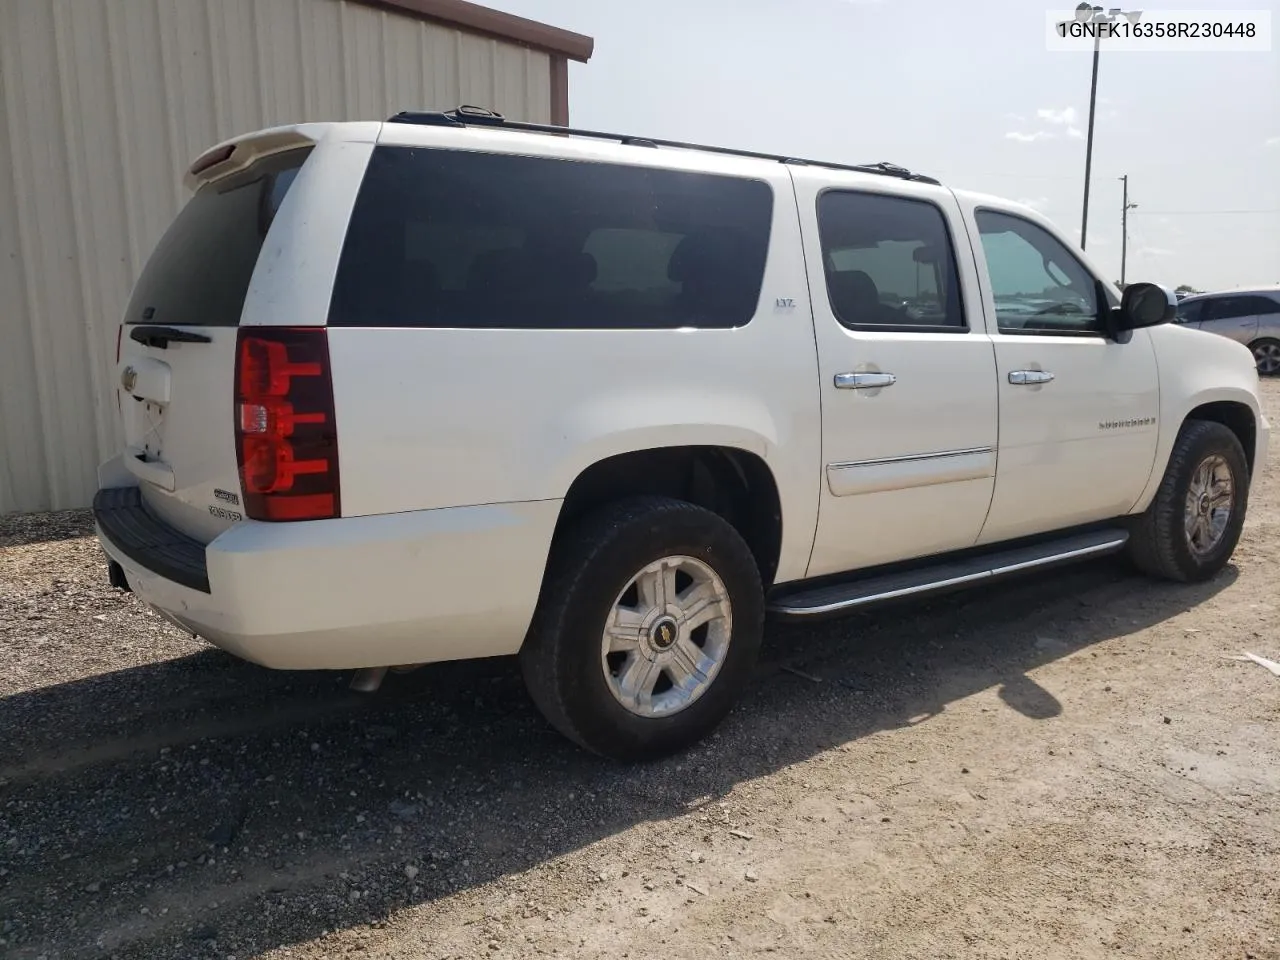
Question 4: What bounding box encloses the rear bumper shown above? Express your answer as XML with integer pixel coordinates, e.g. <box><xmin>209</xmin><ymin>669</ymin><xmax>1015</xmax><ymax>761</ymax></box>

<box><xmin>95</xmin><ymin>487</ymin><xmax>211</xmax><ymax>592</ymax></box>
<box><xmin>94</xmin><ymin>486</ymin><xmax>561</xmax><ymax>670</ymax></box>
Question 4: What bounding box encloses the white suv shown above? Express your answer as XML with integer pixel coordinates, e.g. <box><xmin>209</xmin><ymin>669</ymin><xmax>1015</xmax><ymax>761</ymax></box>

<box><xmin>96</xmin><ymin>108</ymin><xmax>1270</xmax><ymax>760</ymax></box>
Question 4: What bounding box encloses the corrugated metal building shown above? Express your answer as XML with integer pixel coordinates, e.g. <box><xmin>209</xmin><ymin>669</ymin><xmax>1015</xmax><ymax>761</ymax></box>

<box><xmin>0</xmin><ymin>0</ymin><xmax>593</xmax><ymax>515</ymax></box>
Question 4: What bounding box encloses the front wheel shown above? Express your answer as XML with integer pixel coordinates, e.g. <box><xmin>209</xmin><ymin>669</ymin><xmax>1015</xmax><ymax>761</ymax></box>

<box><xmin>520</xmin><ymin>497</ymin><xmax>764</xmax><ymax>761</ymax></box>
<box><xmin>1128</xmin><ymin>420</ymin><xmax>1250</xmax><ymax>583</ymax></box>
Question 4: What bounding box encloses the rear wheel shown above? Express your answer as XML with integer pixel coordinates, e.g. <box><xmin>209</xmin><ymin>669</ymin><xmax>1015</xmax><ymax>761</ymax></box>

<box><xmin>1128</xmin><ymin>420</ymin><xmax>1249</xmax><ymax>582</ymax></box>
<box><xmin>1251</xmin><ymin>338</ymin><xmax>1280</xmax><ymax>377</ymax></box>
<box><xmin>520</xmin><ymin>496</ymin><xmax>764</xmax><ymax>761</ymax></box>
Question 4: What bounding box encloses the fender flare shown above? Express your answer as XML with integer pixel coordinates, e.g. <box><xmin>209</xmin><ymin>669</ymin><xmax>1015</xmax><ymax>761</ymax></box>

<box><xmin>1131</xmin><ymin>386</ymin><xmax>1262</xmax><ymax>513</ymax></box>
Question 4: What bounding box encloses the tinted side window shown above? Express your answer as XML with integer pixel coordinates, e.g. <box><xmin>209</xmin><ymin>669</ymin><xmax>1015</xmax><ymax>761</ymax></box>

<box><xmin>816</xmin><ymin>191</ymin><xmax>966</xmax><ymax>330</ymax></box>
<box><xmin>975</xmin><ymin>210</ymin><xmax>1101</xmax><ymax>335</ymax></box>
<box><xmin>1204</xmin><ymin>297</ymin><xmax>1248</xmax><ymax>321</ymax></box>
<box><xmin>125</xmin><ymin>148</ymin><xmax>312</xmax><ymax>326</ymax></box>
<box><xmin>1242</xmin><ymin>295</ymin><xmax>1280</xmax><ymax>316</ymax></box>
<box><xmin>1176</xmin><ymin>298</ymin><xmax>1205</xmax><ymax>324</ymax></box>
<box><xmin>329</xmin><ymin>147</ymin><xmax>774</xmax><ymax>330</ymax></box>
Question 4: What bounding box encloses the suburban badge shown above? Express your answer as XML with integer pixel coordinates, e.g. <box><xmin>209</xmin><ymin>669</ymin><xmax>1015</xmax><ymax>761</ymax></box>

<box><xmin>1099</xmin><ymin>417</ymin><xmax>1156</xmax><ymax>430</ymax></box>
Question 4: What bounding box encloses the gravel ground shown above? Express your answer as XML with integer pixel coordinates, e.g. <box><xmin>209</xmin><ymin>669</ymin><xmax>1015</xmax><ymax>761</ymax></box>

<box><xmin>2</xmin><ymin>381</ymin><xmax>1278</xmax><ymax>960</ymax></box>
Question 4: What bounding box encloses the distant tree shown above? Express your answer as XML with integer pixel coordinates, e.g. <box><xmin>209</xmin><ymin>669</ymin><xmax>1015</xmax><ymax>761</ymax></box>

<box><xmin>1175</xmin><ymin>283</ymin><xmax>1202</xmax><ymax>295</ymax></box>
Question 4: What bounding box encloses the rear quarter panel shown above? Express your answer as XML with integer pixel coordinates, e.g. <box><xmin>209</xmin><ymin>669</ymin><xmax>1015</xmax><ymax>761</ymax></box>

<box><xmin>1260</xmin><ymin>309</ymin><xmax>1280</xmax><ymax>341</ymax></box>
<box><xmin>240</xmin><ymin>126</ymin><xmax>379</xmax><ymax>328</ymax></box>
<box><xmin>326</xmin><ymin>135</ymin><xmax>822</xmax><ymax>585</ymax></box>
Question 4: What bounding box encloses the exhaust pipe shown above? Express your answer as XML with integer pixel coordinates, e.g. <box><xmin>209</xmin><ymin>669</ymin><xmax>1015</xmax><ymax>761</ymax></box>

<box><xmin>349</xmin><ymin>666</ymin><xmax>388</xmax><ymax>694</ymax></box>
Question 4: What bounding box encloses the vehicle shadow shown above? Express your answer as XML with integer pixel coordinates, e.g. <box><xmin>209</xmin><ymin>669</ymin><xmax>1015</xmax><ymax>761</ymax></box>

<box><xmin>0</xmin><ymin>558</ymin><xmax>1237</xmax><ymax>959</ymax></box>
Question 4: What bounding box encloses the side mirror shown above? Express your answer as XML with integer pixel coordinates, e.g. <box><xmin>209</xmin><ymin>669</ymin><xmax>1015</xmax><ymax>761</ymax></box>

<box><xmin>1116</xmin><ymin>281</ymin><xmax>1177</xmax><ymax>331</ymax></box>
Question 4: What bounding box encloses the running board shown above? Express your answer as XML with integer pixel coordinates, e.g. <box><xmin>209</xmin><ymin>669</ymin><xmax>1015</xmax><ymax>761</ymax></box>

<box><xmin>768</xmin><ymin>528</ymin><xmax>1129</xmax><ymax>620</ymax></box>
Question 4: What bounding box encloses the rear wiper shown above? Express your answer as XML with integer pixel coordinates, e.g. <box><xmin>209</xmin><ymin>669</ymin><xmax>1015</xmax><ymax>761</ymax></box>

<box><xmin>129</xmin><ymin>325</ymin><xmax>213</xmax><ymax>349</ymax></box>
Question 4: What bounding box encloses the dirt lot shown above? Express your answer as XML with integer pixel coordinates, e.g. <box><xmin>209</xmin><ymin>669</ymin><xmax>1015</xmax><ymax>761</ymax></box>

<box><xmin>3</xmin><ymin>382</ymin><xmax>1278</xmax><ymax>960</ymax></box>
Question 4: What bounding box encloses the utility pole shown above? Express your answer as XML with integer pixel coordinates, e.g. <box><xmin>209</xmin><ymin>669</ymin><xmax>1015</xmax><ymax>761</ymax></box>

<box><xmin>1119</xmin><ymin>175</ymin><xmax>1138</xmax><ymax>287</ymax></box>
<box><xmin>1080</xmin><ymin>33</ymin><xmax>1101</xmax><ymax>250</ymax></box>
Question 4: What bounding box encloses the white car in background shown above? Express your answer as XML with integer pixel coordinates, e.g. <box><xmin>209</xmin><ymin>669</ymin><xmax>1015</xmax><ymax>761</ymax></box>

<box><xmin>1175</xmin><ymin>286</ymin><xmax>1280</xmax><ymax>375</ymax></box>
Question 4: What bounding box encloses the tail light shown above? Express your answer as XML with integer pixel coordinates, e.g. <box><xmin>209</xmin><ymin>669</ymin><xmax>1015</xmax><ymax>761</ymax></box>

<box><xmin>234</xmin><ymin>327</ymin><xmax>340</xmax><ymax>521</ymax></box>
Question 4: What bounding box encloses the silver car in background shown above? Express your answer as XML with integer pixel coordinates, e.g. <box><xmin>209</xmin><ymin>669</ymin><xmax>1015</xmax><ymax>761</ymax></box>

<box><xmin>1175</xmin><ymin>286</ymin><xmax>1280</xmax><ymax>375</ymax></box>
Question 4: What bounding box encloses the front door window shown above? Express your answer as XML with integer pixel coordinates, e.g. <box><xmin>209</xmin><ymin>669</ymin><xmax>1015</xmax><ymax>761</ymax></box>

<box><xmin>975</xmin><ymin>210</ymin><xmax>1104</xmax><ymax>336</ymax></box>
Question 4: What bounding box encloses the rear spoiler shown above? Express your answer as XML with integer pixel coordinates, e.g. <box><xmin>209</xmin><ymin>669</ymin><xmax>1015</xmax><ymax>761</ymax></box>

<box><xmin>182</xmin><ymin>123</ymin><xmax>360</xmax><ymax>192</ymax></box>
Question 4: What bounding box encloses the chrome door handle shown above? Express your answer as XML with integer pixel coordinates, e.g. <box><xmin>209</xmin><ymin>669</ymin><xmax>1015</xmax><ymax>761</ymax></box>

<box><xmin>835</xmin><ymin>372</ymin><xmax>897</xmax><ymax>390</ymax></box>
<box><xmin>1009</xmin><ymin>370</ymin><xmax>1055</xmax><ymax>385</ymax></box>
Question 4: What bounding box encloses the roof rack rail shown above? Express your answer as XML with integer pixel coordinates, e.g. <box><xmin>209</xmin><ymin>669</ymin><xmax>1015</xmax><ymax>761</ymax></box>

<box><xmin>385</xmin><ymin>107</ymin><xmax>941</xmax><ymax>186</ymax></box>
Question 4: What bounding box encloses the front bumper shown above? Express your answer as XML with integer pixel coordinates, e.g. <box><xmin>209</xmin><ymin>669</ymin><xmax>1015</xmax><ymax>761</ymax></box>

<box><xmin>94</xmin><ymin>486</ymin><xmax>561</xmax><ymax>670</ymax></box>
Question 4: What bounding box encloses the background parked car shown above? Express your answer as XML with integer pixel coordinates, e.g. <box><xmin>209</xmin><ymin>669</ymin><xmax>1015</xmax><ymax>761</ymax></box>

<box><xmin>1175</xmin><ymin>286</ymin><xmax>1280</xmax><ymax>375</ymax></box>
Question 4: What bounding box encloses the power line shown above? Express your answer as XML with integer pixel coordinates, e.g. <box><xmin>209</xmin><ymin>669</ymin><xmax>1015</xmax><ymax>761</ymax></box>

<box><xmin>1129</xmin><ymin>209</ymin><xmax>1279</xmax><ymax>216</ymax></box>
<box><xmin>1126</xmin><ymin>217</ymin><xmax>1156</xmax><ymax>264</ymax></box>
<box><xmin>944</xmin><ymin>172</ymin><xmax>1080</xmax><ymax>181</ymax></box>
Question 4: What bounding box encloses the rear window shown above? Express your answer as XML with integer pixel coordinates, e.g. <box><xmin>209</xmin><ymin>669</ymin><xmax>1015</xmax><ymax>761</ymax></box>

<box><xmin>817</xmin><ymin>190</ymin><xmax>966</xmax><ymax>330</ymax></box>
<box><xmin>328</xmin><ymin>147</ymin><xmax>775</xmax><ymax>330</ymax></box>
<box><xmin>124</xmin><ymin>147</ymin><xmax>312</xmax><ymax>326</ymax></box>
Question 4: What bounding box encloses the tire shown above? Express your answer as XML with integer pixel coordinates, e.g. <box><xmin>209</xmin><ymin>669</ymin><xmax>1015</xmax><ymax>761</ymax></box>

<box><xmin>1127</xmin><ymin>419</ymin><xmax>1250</xmax><ymax>583</ymax></box>
<box><xmin>520</xmin><ymin>496</ymin><xmax>764</xmax><ymax>761</ymax></box>
<box><xmin>1251</xmin><ymin>338</ymin><xmax>1280</xmax><ymax>377</ymax></box>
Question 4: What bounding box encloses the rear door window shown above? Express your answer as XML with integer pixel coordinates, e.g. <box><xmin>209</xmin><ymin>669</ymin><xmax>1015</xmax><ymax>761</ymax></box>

<box><xmin>1203</xmin><ymin>297</ymin><xmax>1251</xmax><ymax>322</ymax></box>
<box><xmin>817</xmin><ymin>190</ymin><xmax>967</xmax><ymax>331</ymax></box>
<box><xmin>1241</xmin><ymin>295</ymin><xmax>1280</xmax><ymax>316</ymax></box>
<box><xmin>124</xmin><ymin>148</ymin><xmax>312</xmax><ymax>326</ymax></box>
<box><xmin>328</xmin><ymin>147</ymin><xmax>775</xmax><ymax>330</ymax></box>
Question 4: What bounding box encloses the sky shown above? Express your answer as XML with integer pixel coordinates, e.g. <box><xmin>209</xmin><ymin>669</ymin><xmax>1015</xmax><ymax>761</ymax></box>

<box><xmin>482</xmin><ymin>0</ymin><xmax>1279</xmax><ymax>291</ymax></box>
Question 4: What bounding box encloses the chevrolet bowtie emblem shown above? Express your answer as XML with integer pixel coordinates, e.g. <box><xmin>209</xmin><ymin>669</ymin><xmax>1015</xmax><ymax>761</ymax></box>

<box><xmin>121</xmin><ymin>366</ymin><xmax>137</xmax><ymax>392</ymax></box>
